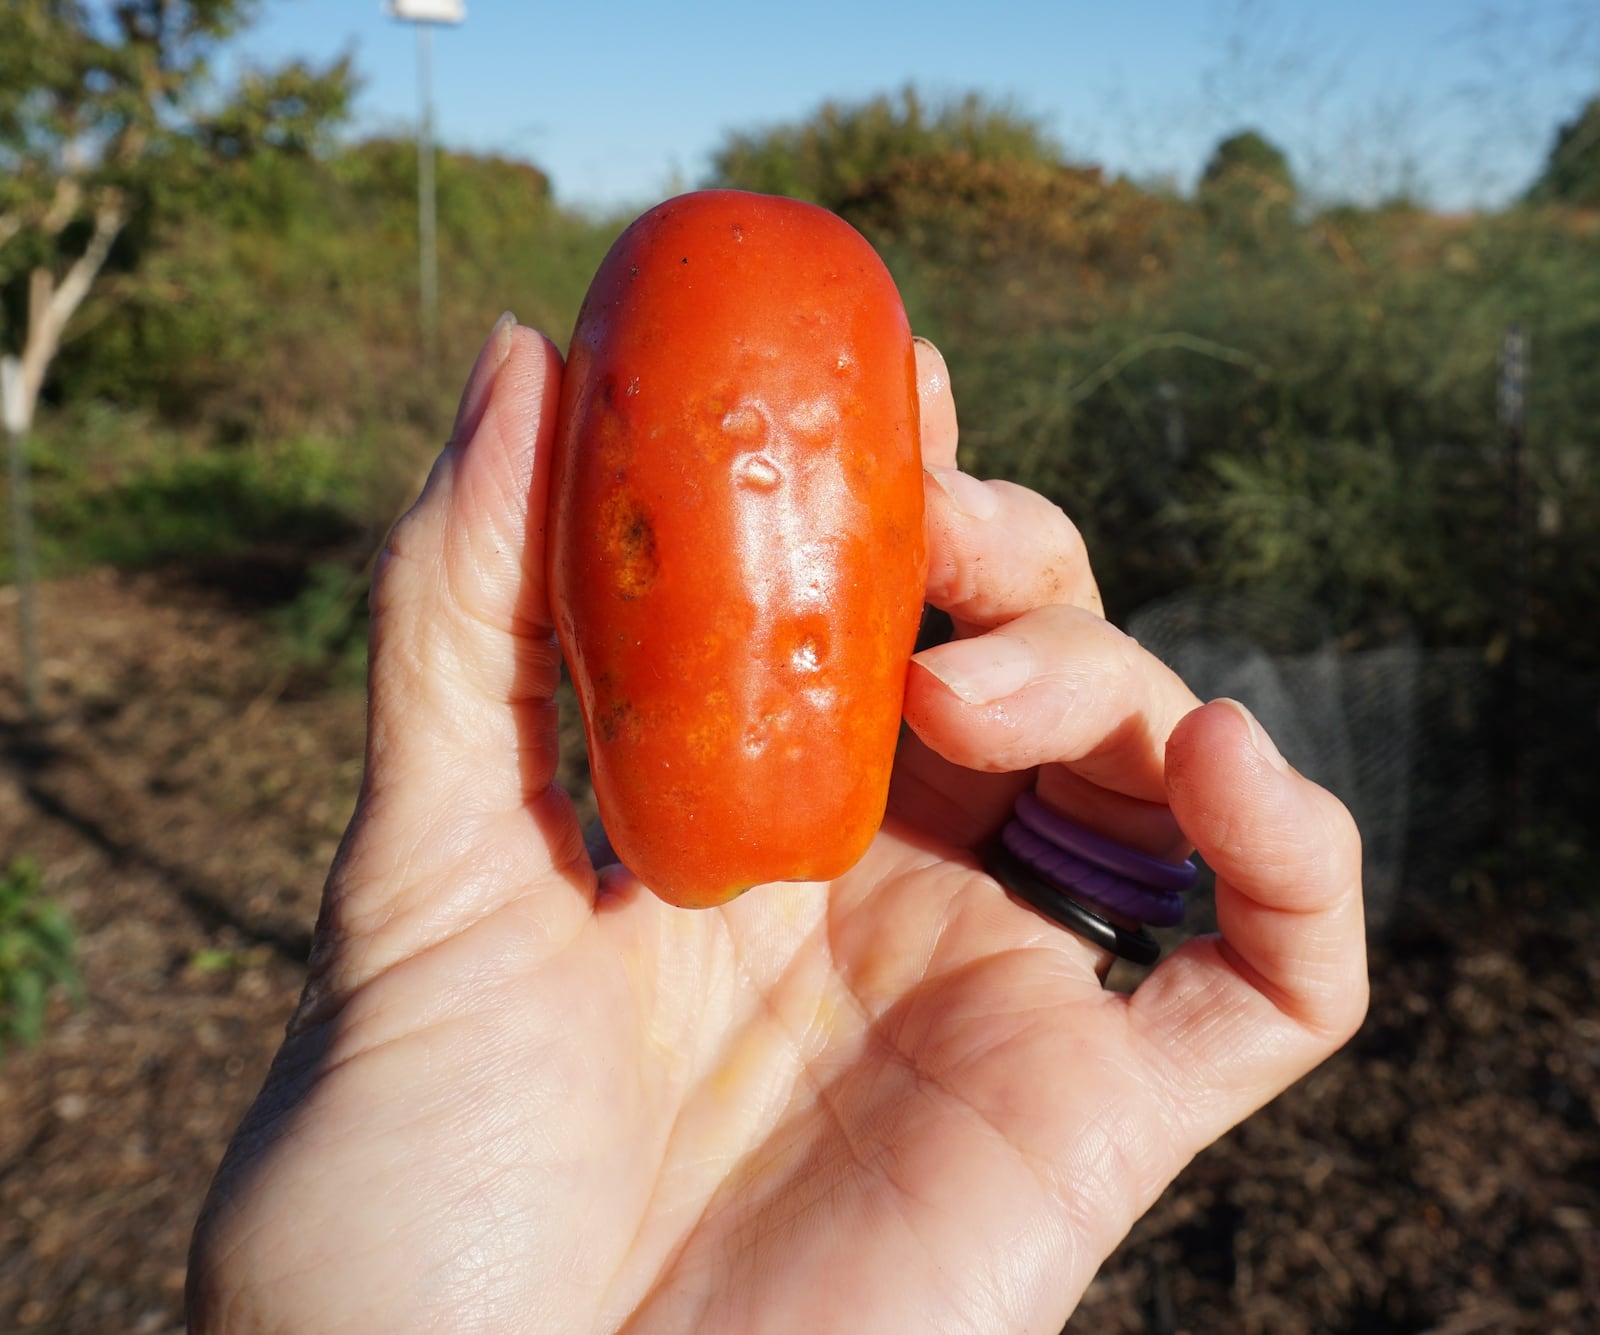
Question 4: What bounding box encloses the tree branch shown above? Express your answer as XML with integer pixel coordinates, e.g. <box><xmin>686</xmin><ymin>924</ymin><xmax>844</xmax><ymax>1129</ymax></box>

<box><xmin>1</xmin><ymin>173</ymin><xmax>88</xmax><ymax>260</ymax></box>
<box><xmin>15</xmin><ymin>188</ymin><xmax>128</xmax><ymax>432</ymax></box>
<box><xmin>40</xmin><ymin>175</ymin><xmax>85</xmax><ymax>237</ymax></box>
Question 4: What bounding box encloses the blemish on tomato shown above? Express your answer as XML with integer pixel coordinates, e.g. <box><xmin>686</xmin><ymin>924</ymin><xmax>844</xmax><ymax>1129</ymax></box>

<box><xmin>596</xmin><ymin>696</ymin><xmax>641</xmax><ymax>744</ymax></box>
<box><xmin>721</xmin><ymin>405</ymin><xmax>766</xmax><ymax>441</ymax></box>
<box><xmin>734</xmin><ymin>453</ymin><xmax>781</xmax><ymax>491</ymax></box>
<box><xmin>792</xmin><ymin>635</ymin><xmax>822</xmax><ymax>672</ymax></box>
<box><xmin>599</xmin><ymin>492</ymin><xmax>659</xmax><ymax>601</ymax></box>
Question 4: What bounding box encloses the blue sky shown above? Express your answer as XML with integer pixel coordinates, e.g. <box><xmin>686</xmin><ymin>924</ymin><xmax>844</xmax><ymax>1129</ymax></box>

<box><xmin>234</xmin><ymin>0</ymin><xmax>1596</xmax><ymax>214</ymax></box>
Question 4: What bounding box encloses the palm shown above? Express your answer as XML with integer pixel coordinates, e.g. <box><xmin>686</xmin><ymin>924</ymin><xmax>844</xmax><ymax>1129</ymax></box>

<box><xmin>216</xmin><ymin>733</ymin><xmax>1148</xmax><ymax>1331</ymax></box>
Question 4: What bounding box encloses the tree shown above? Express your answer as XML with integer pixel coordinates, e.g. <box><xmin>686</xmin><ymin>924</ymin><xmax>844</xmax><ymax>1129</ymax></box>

<box><xmin>1198</xmin><ymin>129</ymin><xmax>1296</xmax><ymax>211</ymax></box>
<box><xmin>708</xmin><ymin>86</ymin><xmax>1064</xmax><ymax>213</ymax></box>
<box><xmin>1526</xmin><ymin>95</ymin><xmax>1600</xmax><ymax>207</ymax></box>
<box><xmin>0</xmin><ymin>0</ymin><xmax>353</xmax><ymax>714</ymax></box>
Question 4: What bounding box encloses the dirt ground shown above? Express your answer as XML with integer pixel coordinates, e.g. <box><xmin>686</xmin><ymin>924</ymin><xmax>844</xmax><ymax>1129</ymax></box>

<box><xmin>1</xmin><ymin>569</ymin><xmax>1596</xmax><ymax>1334</ymax></box>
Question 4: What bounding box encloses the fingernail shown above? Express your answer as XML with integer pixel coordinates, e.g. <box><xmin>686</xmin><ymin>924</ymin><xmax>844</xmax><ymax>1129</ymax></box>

<box><xmin>913</xmin><ymin>336</ymin><xmax>948</xmax><ymax>386</ymax></box>
<box><xmin>925</xmin><ymin>465</ymin><xmax>998</xmax><ymax>520</ymax></box>
<box><xmin>450</xmin><ymin>310</ymin><xmax>518</xmax><ymax>446</ymax></box>
<box><xmin>914</xmin><ymin>634</ymin><xmax>1033</xmax><ymax>705</ymax></box>
<box><xmin>1215</xmin><ymin>698</ymin><xmax>1289</xmax><ymax>774</ymax></box>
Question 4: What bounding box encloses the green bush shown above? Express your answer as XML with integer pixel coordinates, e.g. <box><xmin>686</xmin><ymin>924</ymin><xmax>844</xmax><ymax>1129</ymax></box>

<box><xmin>709</xmin><ymin>86</ymin><xmax>1063</xmax><ymax>211</ymax></box>
<box><xmin>14</xmin><ymin>87</ymin><xmax>1600</xmax><ymax>679</ymax></box>
<box><xmin>863</xmin><ymin>149</ymin><xmax>1600</xmax><ymax>659</ymax></box>
<box><xmin>46</xmin><ymin>142</ymin><xmax>624</xmax><ymax>443</ymax></box>
<box><xmin>8</xmin><ymin>409</ymin><xmax>377</xmax><ymax>582</ymax></box>
<box><xmin>1526</xmin><ymin>95</ymin><xmax>1600</xmax><ymax>207</ymax></box>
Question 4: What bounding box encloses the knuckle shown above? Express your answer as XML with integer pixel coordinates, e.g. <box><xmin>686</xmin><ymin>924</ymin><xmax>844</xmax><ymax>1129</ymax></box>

<box><xmin>1339</xmin><ymin>969</ymin><xmax>1372</xmax><ymax>1041</ymax></box>
<box><xmin>924</xmin><ymin>545</ymin><xmax>986</xmax><ymax>616</ymax></box>
<box><xmin>1316</xmin><ymin>787</ymin><xmax>1365</xmax><ymax>891</ymax></box>
<box><xmin>1013</xmin><ymin>485</ymin><xmax>1092</xmax><ymax>599</ymax></box>
<box><xmin>1314</xmin><ymin>954</ymin><xmax>1371</xmax><ymax>1048</ymax></box>
<box><xmin>368</xmin><ymin>514</ymin><xmax>429</xmax><ymax>622</ymax></box>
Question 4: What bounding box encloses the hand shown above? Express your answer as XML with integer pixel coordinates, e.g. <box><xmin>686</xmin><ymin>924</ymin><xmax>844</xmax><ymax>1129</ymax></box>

<box><xmin>188</xmin><ymin>319</ymin><xmax>1366</xmax><ymax>1333</ymax></box>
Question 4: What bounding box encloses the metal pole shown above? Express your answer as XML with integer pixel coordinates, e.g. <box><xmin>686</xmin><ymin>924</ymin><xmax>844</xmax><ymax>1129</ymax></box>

<box><xmin>2</xmin><ymin>408</ymin><xmax>42</xmax><ymax>718</ymax></box>
<box><xmin>1496</xmin><ymin>323</ymin><xmax>1528</xmax><ymax>870</ymax></box>
<box><xmin>417</xmin><ymin>22</ymin><xmax>439</xmax><ymax>364</ymax></box>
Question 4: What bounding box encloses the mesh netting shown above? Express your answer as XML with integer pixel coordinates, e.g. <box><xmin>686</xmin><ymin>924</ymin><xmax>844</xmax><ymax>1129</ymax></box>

<box><xmin>1128</xmin><ymin>591</ymin><xmax>1419</xmax><ymax>927</ymax></box>
<box><xmin>1127</xmin><ymin>588</ymin><xmax>1598</xmax><ymax>930</ymax></box>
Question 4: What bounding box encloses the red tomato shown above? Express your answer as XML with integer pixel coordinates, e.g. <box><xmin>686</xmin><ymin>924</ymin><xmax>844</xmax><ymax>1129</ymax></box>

<box><xmin>549</xmin><ymin>190</ymin><xmax>927</xmax><ymax>907</ymax></box>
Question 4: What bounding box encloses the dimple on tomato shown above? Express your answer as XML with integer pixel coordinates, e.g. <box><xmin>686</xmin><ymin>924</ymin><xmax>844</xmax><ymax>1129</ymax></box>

<box><xmin>548</xmin><ymin>189</ymin><xmax>927</xmax><ymax>908</ymax></box>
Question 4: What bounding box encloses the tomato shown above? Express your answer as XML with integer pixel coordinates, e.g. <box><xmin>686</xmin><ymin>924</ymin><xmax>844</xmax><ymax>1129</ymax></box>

<box><xmin>549</xmin><ymin>190</ymin><xmax>927</xmax><ymax>908</ymax></box>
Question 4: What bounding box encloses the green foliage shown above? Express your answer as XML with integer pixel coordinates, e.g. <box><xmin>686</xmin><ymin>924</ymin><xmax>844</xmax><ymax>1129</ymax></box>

<box><xmin>708</xmin><ymin>86</ymin><xmax>1063</xmax><ymax>211</ymax></box>
<box><xmin>186</xmin><ymin>944</ymin><xmax>271</xmax><ymax>973</ymax></box>
<box><xmin>198</xmin><ymin>57</ymin><xmax>358</xmax><ymax>161</ymax></box>
<box><xmin>0</xmin><ymin>0</ymin><xmax>349</xmax><ymax>206</ymax></box>
<box><xmin>1198</xmin><ymin>130</ymin><xmax>1298</xmax><ymax>239</ymax></box>
<box><xmin>6</xmin><ymin>407</ymin><xmax>369</xmax><ymax>581</ymax></box>
<box><xmin>267</xmin><ymin>559</ymin><xmax>370</xmax><ymax>688</ymax></box>
<box><xmin>1526</xmin><ymin>95</ymin><xmax>1600</xmax><ymax>206</ymax></box>
<box><xmin>930</xmin><ymin>184</ymin><xmax>1600</xmax><ymax>661</ymax></box>
<box><xmin>0</xmin><ymin>857</ymin><xmax>82</xmax><ymax>1054</ymax></box>
<box><xmin>1200</xmin><ymin>129</ymin><xmax>1296</xmax><ymax>196</ymax></box>
<box><xmin>49</xmin><ymin>448</ymin><xmax>357</xmax><ymax>568</ymax></box>
<box><xmin>45</xmin><ymin>141</ymin><xmax>617</xmax><ymax>441</ymax></box>
<box><xmin>10</xmin><ymin>75</ymin><xmax>1599</xmax><ymax>688</ymax></box>
<box><xmin>0</xmin><ymin>0</ymin><xmax>355</xmax><ymax>384</ymax></box>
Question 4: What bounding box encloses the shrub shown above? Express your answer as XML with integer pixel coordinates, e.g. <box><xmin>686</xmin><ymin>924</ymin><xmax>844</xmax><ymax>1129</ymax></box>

<box><xmin>709</xmin><ymin>86</ymin><xmax>1063</xmax><ymax>212</ymax></box>
<box><xmin>0</xmin><ymin>858</ymin><xmax>82</xmax><ymax>1055</ymax></box>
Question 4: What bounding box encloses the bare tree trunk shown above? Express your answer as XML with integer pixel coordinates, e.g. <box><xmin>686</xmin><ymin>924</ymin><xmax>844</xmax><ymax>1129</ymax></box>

<box><xmin>1</xmin><ymin>189</ymin><xmax>128</xmax><ymax>719</ymax></box>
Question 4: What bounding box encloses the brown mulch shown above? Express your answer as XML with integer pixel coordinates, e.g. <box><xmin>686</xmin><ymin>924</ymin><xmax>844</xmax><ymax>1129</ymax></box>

<box><xmin>1</xmin><ymin>569</ymin><xmax>1597</xmax><ymax>1334</ymax></box>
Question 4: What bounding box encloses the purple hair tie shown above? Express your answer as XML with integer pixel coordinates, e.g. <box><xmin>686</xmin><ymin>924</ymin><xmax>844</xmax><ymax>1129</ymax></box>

<box><xmin>1013</xmin><ymin>793</ymin><xmax>1198</xmax><ymax>894</ymax></box>
<box><xmin>1001</xmin><ymin>823</ymin><xmax>1187</xmax><ymax>927</ymax></box>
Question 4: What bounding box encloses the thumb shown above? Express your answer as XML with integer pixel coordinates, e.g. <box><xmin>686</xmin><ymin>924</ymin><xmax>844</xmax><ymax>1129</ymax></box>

<box><xmin>300</xmin><ymin>316</ymin><xmax>592</xmax><ymax>1022</ymax></box>
<box><xmin>366</xmin><ymin>315</ymin><xmax>564</xmax><ymax>783</ymax></box>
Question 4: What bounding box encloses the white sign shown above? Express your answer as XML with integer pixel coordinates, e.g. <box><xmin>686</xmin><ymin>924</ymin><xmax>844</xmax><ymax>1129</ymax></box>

<box><xmin>385</xmin><ymin>0</ymin><xmax>465</xmax><ymax>22</ymax></box>
<box><xmin>1</xmin><ymin>355</ymin><xmax>27</xmax><ymax>435</ymax></box>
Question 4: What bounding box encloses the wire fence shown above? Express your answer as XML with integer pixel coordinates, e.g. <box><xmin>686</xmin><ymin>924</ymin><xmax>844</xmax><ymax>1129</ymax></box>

<box><xmin>1127</xmin><ymin>590</ymin><xmax>1596</xmax><ymax>931</ymax></box>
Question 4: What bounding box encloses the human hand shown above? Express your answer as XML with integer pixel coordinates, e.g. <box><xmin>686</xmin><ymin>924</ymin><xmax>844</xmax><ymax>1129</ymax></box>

<box><xmin>187</xmin><ymin>317</ymin><xmax>1367</xmax><ymax>1333</ymax></box>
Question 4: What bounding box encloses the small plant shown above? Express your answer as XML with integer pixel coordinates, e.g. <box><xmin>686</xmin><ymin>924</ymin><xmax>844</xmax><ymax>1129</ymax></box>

<box><xmin>0</xmin><ymin>858</ymin><xmax>83</xmax><ymax>1054</ymax></box>
<box><xmin>269</xmin><ymin>559</ymin><xmax>371</xmax><ymax>686</ymax></box>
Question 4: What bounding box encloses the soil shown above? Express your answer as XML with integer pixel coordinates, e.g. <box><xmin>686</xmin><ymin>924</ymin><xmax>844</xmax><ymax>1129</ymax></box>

<box><xmin>1</xmin><ymin>569</ymin><xmax>1596</xmax><ymax>1334</ymax></box>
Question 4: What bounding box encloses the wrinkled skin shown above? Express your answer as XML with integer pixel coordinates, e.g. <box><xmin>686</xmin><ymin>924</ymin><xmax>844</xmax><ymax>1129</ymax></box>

<box><xmin>188</xmin><ymin>321</ymin><xmax>1367</xmax><ymax>1334</ymax></box>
